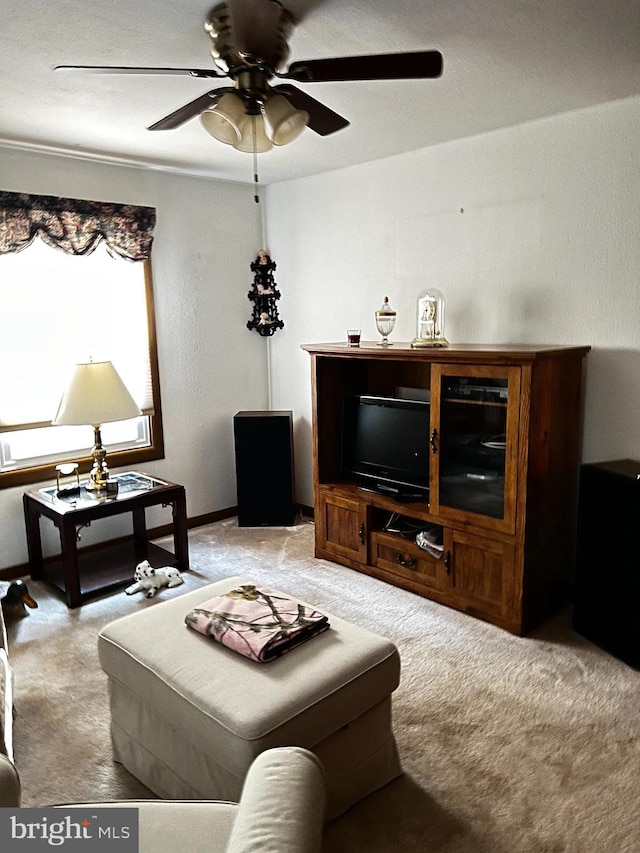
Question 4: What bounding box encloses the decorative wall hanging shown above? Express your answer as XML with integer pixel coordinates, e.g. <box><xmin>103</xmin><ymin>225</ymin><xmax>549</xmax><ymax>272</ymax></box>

<box><xmin>247</xmin><ymin>250</ymin><xmax>284</xmax><ymax>337</ymax></box>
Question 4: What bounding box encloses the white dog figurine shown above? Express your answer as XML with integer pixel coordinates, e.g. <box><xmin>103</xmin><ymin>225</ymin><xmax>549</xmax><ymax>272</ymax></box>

<box><xmin>125</xmin><ymin>560</ymin><xmax>184</xmax><ymax>598</ymax></box>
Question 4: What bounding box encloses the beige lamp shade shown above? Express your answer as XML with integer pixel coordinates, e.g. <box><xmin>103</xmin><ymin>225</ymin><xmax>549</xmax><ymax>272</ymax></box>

<box><xmin>234</xmin><ymin>114</ymin><xmax>273</xmax><ymax>153</ymax></box>
<box><xmin>53</xmin><ymin>361</ymin><xmax>141</xmax><ymax>427</ymax></box>
<box><xmin>264</xmin><ymin>94</ymin><xmax>309</xmax><ymax>146</ymax></box>
<box><xmin>200</xmin><ymin>93</ymin><xmax>245</xmax><ymax>145</ymax></box>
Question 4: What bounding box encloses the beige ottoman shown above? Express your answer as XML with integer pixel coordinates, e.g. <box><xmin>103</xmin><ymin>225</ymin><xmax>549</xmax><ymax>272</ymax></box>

<box><xmin>98</xmin><ymin>576</ymin><xmax>402</xmax><ymax>820</ymax></box>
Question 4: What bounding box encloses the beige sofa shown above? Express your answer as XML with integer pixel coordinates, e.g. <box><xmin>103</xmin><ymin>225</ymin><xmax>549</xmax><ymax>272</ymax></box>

<box><xmin>63</xmin><ymin>747</ymin><xmax>326</xmax><ymax>853</ymax></box>
<box><xmin>0</xmin><ymin>603</ymin><xmax>20</xmax><ymax>807</ymax></box>
<box><xmin>2</xmin><ymin>738</ymin><xmax>325</xmax><ymax>852</ymax></box>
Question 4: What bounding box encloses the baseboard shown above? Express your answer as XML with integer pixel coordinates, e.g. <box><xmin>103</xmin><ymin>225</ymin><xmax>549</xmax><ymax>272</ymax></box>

<box><xmin>297</xmin><ymin>503</ymin><xmax>315</xmax><ymax>521</ymax></box>
<box><xmin>152</xmin><ymin>506</ymin><xmax>239</xmax><ymax>538</ymax></box>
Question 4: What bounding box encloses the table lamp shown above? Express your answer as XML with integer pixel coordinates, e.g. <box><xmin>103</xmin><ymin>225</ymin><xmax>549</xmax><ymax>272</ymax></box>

<box><xmin>53</xmin><ymin>361</ymin><xmax>141</xmax><ymax>490</ymax></box>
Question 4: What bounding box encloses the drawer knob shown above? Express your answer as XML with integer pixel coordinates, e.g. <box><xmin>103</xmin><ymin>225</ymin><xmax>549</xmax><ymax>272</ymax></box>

<box><xmin>396</xmin><ymin>553</ymin><xmax>417</xmax><ymax>569</ymax></box>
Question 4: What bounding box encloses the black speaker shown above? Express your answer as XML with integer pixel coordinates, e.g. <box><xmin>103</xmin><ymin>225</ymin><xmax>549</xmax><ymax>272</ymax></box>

<box><xmin>233</xmin><ymin>411</ymin><xmax>296</xmax><ymax>527</ymax></box>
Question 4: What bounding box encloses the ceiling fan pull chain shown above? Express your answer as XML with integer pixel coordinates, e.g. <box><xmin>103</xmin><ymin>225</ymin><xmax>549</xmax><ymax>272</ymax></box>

<box><xmin>252</xmin><ymin>117</ymin><xmax>260</xmax><ymax>204</ymax></box>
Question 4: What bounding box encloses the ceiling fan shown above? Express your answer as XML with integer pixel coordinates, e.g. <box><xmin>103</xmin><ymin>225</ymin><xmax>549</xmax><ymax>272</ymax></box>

<box><xmin>55</xmin><ymin>0</ymin><xmax>443</xmax><ymax>152</ymax></box>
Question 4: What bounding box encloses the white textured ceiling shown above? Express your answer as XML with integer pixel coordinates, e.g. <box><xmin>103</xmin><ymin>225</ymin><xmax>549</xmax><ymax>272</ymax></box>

<box><xmin>2</xmin><ymin>0</ymin><xmax>640</xmax><ymax>185</ymax></box>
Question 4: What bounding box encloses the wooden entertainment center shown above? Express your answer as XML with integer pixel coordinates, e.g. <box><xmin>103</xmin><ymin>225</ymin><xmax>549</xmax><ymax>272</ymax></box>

<box><xmin>302</xmin><ymin>342</ymin><xmax>590</xmax><ymax>636</ymax></box>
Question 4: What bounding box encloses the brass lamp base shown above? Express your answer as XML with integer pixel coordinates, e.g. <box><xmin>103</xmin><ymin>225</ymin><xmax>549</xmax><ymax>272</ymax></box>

<box><xmin>87</xmin><ymin>468</ymin><xmax>110</xmax><ymax>490</ymax></box>
<box><xmin>87</xmin><ymin>425</ymin><xmax>109</xmax><ymax>491</ymax></box>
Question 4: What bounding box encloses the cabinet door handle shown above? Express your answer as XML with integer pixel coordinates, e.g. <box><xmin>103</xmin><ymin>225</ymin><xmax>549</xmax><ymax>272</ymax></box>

<box><xmin>359</xmin><ymin>523</ymin><xmax>365</xmax><ymax>544</ymax></box>
<box><xmin>429</xmin><ymin>428</ymin><xmax>439</xmax><ymax>454</ymax></box>
<box><xmin>396</xmin><ymin>554</ymin><xmax>417</xmax><ymax>569</ymax></box>
<box><xmin>444</xmin><ymin>549</ymin><xmax>451</xmax><ymax>574</ymax></box>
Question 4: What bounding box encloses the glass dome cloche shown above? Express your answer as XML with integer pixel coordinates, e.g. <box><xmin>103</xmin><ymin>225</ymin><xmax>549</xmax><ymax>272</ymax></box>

<box><xmin>411</xmin><ymin>287</ymin><xmax>448</xmax><ymax>348</ymax></box>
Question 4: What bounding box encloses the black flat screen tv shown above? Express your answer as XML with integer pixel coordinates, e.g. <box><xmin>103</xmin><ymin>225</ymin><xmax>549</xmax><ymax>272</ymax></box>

<box><xmin>341</xmin><ymin>395</ymin><xmax>431</xmax><ymax>501</ymax></box>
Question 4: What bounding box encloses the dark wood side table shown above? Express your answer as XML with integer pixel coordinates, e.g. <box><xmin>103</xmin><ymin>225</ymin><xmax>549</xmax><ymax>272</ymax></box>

<box><xmin>23</xmin><ymin>471</ymin><xmax>189</xmax><ymax>608</ymax></box>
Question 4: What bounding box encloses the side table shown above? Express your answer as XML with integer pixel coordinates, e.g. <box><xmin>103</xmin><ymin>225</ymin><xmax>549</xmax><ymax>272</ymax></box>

<box><xmin>23</xmin><ymin>471</ymin><xmax>189</xmax><ymax>608</ymax></box>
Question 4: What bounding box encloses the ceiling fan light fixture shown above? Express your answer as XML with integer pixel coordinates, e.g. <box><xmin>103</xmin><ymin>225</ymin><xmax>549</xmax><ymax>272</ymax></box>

<box><xmin>56</xmin><ymin>7</ymin><xmax>444</xmax><ymax>145</ymax></box>
<box><xmin>234</xmin><ymin>113</ymin><xmax>273</xmax><ymax>153</ymax></box>
<box><xmin>264</xmin><ymin>93</ymin><xmax>309</xmax><ymax>146</ymax></box>
<box><xmin>199</xmin><ymin>92</ymin><xmax>245</xmax><ymax>145</ymax></box>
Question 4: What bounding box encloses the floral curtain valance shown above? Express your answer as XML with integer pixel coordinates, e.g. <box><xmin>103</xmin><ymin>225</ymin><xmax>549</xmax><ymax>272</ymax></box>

<box><xmin>0</xmin><ymin>191</ymin><xmax>156</xmax><ymax>261</ymax></box>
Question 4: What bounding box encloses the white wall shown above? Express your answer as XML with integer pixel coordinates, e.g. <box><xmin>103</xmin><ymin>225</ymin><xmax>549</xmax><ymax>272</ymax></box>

<box><xmin>0</xmin><ymin>149</ymin><xmax>266</xmax><ymax>569</ymax></box>
<box><xmin>265</xmin><ymin>95</ymin><xmax>640</xmax><ymax>505</ymax></box>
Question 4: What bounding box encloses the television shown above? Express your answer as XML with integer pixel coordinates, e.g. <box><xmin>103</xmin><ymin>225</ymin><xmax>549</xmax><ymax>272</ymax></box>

<box><xmin>341</xmin><ymin>395</ymin><xmax>431</xmax><ymax>501</ymax></box>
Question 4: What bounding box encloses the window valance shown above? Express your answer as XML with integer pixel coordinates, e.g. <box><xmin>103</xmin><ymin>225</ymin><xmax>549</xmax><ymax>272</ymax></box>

<box><xmin>0</xmin><ymin>191</ymin><xmax>155</xmax><ymax>260</ymax></box>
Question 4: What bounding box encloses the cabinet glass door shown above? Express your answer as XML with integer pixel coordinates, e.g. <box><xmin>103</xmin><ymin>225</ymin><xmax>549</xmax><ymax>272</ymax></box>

<box><xmin>430</xmin><ymin>365</ymin><xmax>520</xmax><ymax>533</ymax></box>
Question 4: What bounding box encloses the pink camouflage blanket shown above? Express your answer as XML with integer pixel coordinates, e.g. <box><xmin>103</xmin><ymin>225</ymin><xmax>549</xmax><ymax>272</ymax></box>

<box><xmin>184</xmin><ymin>583</ymin><xmax>330</xmax><ymax>663</ymax></box>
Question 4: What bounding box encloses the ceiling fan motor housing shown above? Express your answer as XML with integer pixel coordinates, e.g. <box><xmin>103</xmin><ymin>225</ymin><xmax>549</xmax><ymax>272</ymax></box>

<box><xmin>205</xmin><ymin>2</ymin><xmax>294</xmax><ymax>75</ymax></box>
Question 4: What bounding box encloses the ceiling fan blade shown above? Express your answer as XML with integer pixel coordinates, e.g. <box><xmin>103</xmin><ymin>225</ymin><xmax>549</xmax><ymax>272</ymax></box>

<box><xmin>283</xmin><ymin>50</ymin><xmax>443</xmax><ymax>83</ymax></box>
<box><xmin>147</xmin><ymin>87</ymin><xmax>234</xmax><ymax>130</ymax></box>
<box><xmin>273</xmin><ymin>84</ymin><xmax>349</xmax><ymax>136</ymax></box>
<box><xmin>54</xmin><ymin>65</ymin><xmax>226</xmax><ymax>79</ymax></box>
<box><xmin>226</xmin><ymin>0</ymin><xmax>287</xmax><ymax>66</ymax></box>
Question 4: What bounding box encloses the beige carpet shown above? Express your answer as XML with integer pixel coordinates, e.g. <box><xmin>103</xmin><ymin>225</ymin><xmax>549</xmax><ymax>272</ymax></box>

<box><xmin>6</xmin><ymin>518</ymin><xmax>639</xmax><ymax>852</ymax></box>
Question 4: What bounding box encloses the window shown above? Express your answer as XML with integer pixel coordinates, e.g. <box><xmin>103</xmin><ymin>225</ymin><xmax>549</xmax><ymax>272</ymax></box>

<box><xmin>0</xmin><ymin>240</ymin><xmax>164</xmax><ymax>488</ymax></box>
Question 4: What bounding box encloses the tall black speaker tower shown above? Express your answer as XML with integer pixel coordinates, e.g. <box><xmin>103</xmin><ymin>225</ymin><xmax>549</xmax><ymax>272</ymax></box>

<box><xmin>233</xmin><ymin>411</ymin><xmax>296</xmax><ymax>527</ymax></box>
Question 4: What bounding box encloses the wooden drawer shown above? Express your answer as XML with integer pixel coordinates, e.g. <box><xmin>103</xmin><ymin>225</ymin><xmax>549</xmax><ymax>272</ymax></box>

<box><xmin>370</xmin><ymin>531</ymin><xmax>444</xmax><ymax>590</ymax></box>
